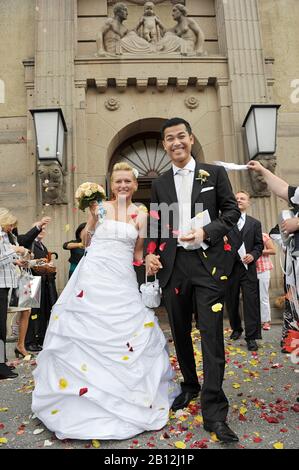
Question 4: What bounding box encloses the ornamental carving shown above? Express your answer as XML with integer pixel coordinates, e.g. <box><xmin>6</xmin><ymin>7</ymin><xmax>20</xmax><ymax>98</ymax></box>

<box><xmin>37</xmin><ymin>162</ymin><xmax>67</xmax><ymax>205</ymax></box>
<box><xmin>105</xmin><ymin>97</ymin><xmax>120</xmax><ymax>111</ymax></box>
<box><xmin>97</xmin><ymin>2</ymin><xmax>205</xmax><ymax>56</ymax></box>
<box><xmin>249</xmin><ymin>156</ymin><xmax>277</xmax><ymax>198</ymax></box>
<box><xmin>184</xmin><ymin>96</ymin><xmax>199</xmax><ymax>109</ymax></box>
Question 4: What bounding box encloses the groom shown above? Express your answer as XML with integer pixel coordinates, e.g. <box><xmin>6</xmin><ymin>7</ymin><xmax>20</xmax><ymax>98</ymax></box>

<box><xmin>146</xmin><ymin>117</ymin><xmax>240</xmax><ymax>443</ymax></box>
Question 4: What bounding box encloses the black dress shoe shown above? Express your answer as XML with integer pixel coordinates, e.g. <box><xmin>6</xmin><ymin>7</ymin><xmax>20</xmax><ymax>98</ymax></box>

<box><xmin>26</xmin><ymin>344</ymin><xmax>42</xmax><ymax>352</ymax></box>
<box><xmin>0</xmin><ymin>364</ymin><xmax>18</xmax><ymax>380</ymax></box>
<box><xmin>171</xmin><ymin>390</ymin><xmax>200</xmax><ymax>411</ymax></box>
<box><xmin>8</xmin><ymin>365</ymin><xmax>16</xmax><ymax>370</ymax></box>
<box><xmin>230</xmin><ymin>330</ymin><xmax>242</xmax><ymax>340</ymax></box>
<box><xmin>246</xmin><ymin>339</ymin><xmax>258</xmax><ymax>351</ymax></box>
<box><xmin>203</xmin><ymin>421</ymin><xmax>239</xmax><ymax>443</ymax></box>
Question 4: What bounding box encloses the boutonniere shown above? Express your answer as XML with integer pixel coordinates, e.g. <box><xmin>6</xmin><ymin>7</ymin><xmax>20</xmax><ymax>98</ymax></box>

<box><xmin>196</xmin><ymin>169</ymin><xmax>210</xmax><ymax>185</ymax></box>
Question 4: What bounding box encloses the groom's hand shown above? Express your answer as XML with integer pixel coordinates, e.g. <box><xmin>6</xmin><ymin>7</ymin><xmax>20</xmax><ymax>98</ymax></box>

<box><xmin>146</xmin><ymin>254</ymin><xmax>162</xmax><ymax>275</ymax></box>
<box><xmin>180</xmin><ymin>228</ymin><xmax>205</xmax><ymax>244</ymax></box>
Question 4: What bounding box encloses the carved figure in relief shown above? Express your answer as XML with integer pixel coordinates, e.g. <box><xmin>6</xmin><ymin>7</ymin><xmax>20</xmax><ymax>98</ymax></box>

<box><xmin>135</xmin><ymin>2</ymin><xmax>165</xmax><ymax>43</ymax></box>
<box><xmin>38</xmin><ymin>163</ymin><xmax>66</xmax><ymax>204</ymax></box>
<box><xmin>249</xmin><ymin>157</ymin><xmax>277</xmax><ymax>197</ymax></box>
<box><xmin>96</xmin><ymin>2</ymin><xmax>129</xmax><ymax>55</ymax></box>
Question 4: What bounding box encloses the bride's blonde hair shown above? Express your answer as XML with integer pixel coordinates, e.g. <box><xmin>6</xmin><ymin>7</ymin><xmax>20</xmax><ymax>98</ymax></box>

<box><xmin>111</xmin><ymin>162</ymin><xmax>138</xmax><ymax>183</ymax></box>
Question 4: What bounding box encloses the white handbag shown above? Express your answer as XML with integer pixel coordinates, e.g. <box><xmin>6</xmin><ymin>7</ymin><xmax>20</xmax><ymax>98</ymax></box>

<box><xmin>140</xmin><ymin>274</ymin><xmax>161</xmax><ymax>308</ymax></box>
<box><xmin>18</xmin><ymin>270</ymin><xmax>42</xmax><ymax>309</ymax></box>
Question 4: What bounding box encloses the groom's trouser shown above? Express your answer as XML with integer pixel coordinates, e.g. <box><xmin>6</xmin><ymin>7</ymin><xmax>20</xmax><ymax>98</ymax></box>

<box><xmin>163</xmin><ymin>249</ymin><xmax>228</xmax><ymax>423</ymax></box>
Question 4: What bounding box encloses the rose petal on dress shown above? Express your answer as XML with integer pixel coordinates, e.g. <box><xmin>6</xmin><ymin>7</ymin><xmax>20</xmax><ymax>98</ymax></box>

<box><xmin>76</xmin><ymin>290</ymin><xmax>84</xmax><ymax>298</ymax></box>
<box><xmin>144</xmin><ymin>322</ymin><xmax>155</xmax><ymax>328</ymax></box>
<box><xmin>122</xmin><ymin>356</ymin><xmax>130</xmax><ymax>361</ymax></box>
<box><xmin>79</xmin><ymin>387</ymin><xmax>88</xmax><ymax>396</ymax></box>
<box><xmin>80</xmin><ymin>364</ymin><xmax>88</xmax><ymax>372</ymax></box>
<box><xmin>51</xmin><ymin>409</ymin><xmax>59</xmax><ymax>415</ymax></box>
<box><xmin>59</xmin><ymin>378</ymin><xmax>68</xmax><ymax>389</ymax></box>
<box><xmin>175</xmin><ymin>288</ymin><xmax>180</xmax><ymax>295</ymax></box>
<box><xmin>211</xmin><ymin>303</ymin><xmax>223</xmax><ymax>312</ymax></box>
<box><xmin>212</xmin><ymin>267</ymin><xmax>216</xmax><ymax>275</ymax></box>
<box><xmin>220</xmin><ymin>276</ymin><xmax>228</xmax><ymax>280</ymax></box>
<box><xmin>159</xmin><ymin>242</ymin><xmax>167</xmax><ymax>252</ymax></box>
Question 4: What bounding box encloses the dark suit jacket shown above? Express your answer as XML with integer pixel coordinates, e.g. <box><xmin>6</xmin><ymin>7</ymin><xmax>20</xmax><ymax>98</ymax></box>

<box><xmin>148</xmin><ymin>162</ymin><xmax>240</xmax><ymax>288</ymax></box>
<box><xmin>227</xmin><ymin>215</ymin><xmax>263</xmax><ymax>280</ymax></box>
<box><xmin>17</xmin><ymin>227</ymin><xmax>41</xmax><ymax>249</ymax></box>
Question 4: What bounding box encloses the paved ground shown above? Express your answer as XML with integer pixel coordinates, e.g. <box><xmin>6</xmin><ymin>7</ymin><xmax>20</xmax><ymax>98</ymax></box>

<box><xmin>0</xmin><ymin>321</ymin><xmax>298</xmax><ymax>450</ymax></box>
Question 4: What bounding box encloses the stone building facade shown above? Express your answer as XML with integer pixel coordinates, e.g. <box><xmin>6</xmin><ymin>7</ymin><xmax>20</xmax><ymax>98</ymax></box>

<box><xmin>0</xmin><ymin>0</ymin><xmax>299</xmax><ymax>294</ymax></box>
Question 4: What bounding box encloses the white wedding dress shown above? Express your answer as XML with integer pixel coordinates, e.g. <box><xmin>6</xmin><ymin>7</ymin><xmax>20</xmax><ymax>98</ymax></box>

<box><xmin>32</xmin><ymin>219</ymin><xmax>179</xmax><ymax>440</ymax></box>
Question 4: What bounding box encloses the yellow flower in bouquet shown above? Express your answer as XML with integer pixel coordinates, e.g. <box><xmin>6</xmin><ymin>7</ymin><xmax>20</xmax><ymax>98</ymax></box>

<box><xmin>75</xmin><ymin>182</ymin><xmax>106</xmax><ymax>211</ymax></box>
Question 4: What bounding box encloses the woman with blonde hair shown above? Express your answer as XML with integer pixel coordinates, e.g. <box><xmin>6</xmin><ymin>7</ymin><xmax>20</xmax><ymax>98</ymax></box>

<box><xmin>32</xmin><ymin>162</ymin><xmax>179</xmax><ymax>441</ymax></box>
<box><xmin>0</xmin><ymin>208</ymin><xmax>29</xmax><ymax>378</ymax></box>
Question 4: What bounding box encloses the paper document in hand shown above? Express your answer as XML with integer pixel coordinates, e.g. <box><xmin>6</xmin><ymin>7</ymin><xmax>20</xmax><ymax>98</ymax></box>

<box><xmin>213</xmin><ymin>161</ymin><xmax>248</xmax><ymax>171</ymax></box>
<box><xmin>178</xmin><ymin>210</ymin><xmax>211</xmax><ymax>251</ymax></box>
<box><xmin>238</xmin><ymin>242</ymin><xmax>248</xmax><ymax>270</ymax></box>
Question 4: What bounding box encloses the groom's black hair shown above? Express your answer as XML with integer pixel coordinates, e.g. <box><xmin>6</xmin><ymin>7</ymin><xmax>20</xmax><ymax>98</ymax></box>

<box><xmin>161</xmin><ymin>117</ymin><xmax>192</xmax><ymax>139</ymax></box>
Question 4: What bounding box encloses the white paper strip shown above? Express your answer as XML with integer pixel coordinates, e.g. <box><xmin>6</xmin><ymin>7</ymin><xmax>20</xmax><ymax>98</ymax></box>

<box><xmin>213</xmin><ymin>161</ymin><xmax>248</xmax><ymax>171</ymax></box>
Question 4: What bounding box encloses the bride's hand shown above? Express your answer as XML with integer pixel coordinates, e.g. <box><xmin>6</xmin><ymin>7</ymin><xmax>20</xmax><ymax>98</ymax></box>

<box><xmin>88</xmin><ymin>201</ymin><xmax>99</xmax><ymax>223</ymax></box>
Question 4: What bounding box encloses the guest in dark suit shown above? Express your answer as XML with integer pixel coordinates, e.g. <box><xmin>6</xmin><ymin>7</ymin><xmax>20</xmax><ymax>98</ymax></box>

<box><xmin>146</xmin><ymin>117</ymin><xmax>240</xmax><ymax>443</ymax></box>
<box><xmin>226</xmin><ymin>191</ymin><xmax>263</xmax><ymax>351</ymax></box>
<box><xmin>25</xmin><ymin>228</ymin><xmax>58</xmax><ymax>351</ymax></box>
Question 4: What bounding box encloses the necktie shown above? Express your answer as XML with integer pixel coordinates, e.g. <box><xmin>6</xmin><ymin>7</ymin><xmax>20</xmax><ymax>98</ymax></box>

<box><xmin>177</xmin><ymin>169</ymin><xmax>192</xmax><ymax>236</ymax></box>
<box><xmin>237</xmin><ymin>215</ymin><xmax>244</xmax><ymax>231</ymax></box>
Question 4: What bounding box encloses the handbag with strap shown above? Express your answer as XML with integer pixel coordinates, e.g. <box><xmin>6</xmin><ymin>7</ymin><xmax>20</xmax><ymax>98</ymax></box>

<box><xmin>140</xmin><ymin>273</ymin><xmax>161</xmax><ymax>308</ymax></box>
<box><xmin>18</xmin><ymin>269</ymin><xmax>42</xmax><ymax>309</ymax></box>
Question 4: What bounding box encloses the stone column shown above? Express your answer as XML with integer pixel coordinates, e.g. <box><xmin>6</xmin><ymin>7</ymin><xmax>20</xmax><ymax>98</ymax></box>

<box><xmin>32</xmin><ymin>0</ymin><xmax>77</xmax><ymax>290</ymax></box>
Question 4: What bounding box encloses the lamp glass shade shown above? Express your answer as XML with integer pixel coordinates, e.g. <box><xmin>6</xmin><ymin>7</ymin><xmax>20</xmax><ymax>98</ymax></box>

<box><xmin>30</xmin><ymin>109</ymin><xmax>67</xmax><ymax>166</ymax></box>
<box><xmin>242</xmin><ymin>105</ymin><xmax>280</xmax><ymax>160</ymax></box>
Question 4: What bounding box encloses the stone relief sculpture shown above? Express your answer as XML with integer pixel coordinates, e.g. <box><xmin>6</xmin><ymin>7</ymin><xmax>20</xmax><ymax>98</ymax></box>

<box><xmin>135</xmin><ymin>2</ymin><xmax>166</xmax><ymax>43</ymax></box>
<box><xmin>157</xmin><ymin>4</ymin><xmax>205</xmax><ymax>55</ymax></box>
<box><xmin>96</xmin><ymin>2</ymin><xmax>205</xmax><ymax>56</ymax></box>
<box><xmin>96</xmin><ymin>2</ymin><xmax>129</xmax><ymax>55</ymax></box>
<box><xmin>37</xmin><ymin>162</ymin><xmax>67</xmax><ymax>205</ymax></box>
<box><xmin>249</xmin><ymin>157</ymin><xmax>277</xmax><ymax>197</ymax></box>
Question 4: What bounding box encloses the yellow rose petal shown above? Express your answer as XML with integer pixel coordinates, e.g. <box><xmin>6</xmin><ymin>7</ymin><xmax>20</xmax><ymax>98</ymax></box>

<box><xmin>92</xmin><ymin>439</ymin><xmax>101</xmax><ymax>448</ymax></box>
<box><xmin>0</xmin><ymin>408</ymin><xmax>8</xmax><ymax>412</ymax></box>
<box><xmin>31</xmin><ymin>314</ymin><xmax>38</xmax><ymax>320</ymax></box>
<box><xmin>144</xmin><ymin>322</ymin><xmax>155</xmax><ymax>328</ymax></box>
<box><xmin>203</xmin><ymin>252</ymin><xmax>208</xmax><ymax>259</ymax></box>
<box><xmin>51</xmin><ymin>409</ymin><xmax>59</xmax><ymax>415</ymax></box>
<box><xmin>210</xmin><ymin>432</ymin><xmax>219</xmax><ymax>442</ymax></box>
<box><xmin>175</xmin><ymin>441</ymin><xmax>186</xmax><ymax>449</ymax></box>
<box><xmin>59</xmin><ymin>378</ymin><xmax>68</xmax><ymax>389</ymax></box>
<box><xmin>80</xmin><ymin>364</ymin><xmax>88</xmax><ymax>372</ymax></box>
<box><xmin>232</xmin><ymin>383</ymin><xmax>241</xmax><ymax>389</ymax></box>
<box><xmin>220</xmin><ymin>276</ymin><xmax>228</xmax><ymax>280</ymax></box>
<box><xmin>239</xmin><ymin>406</ymin><xmax>247</xmax><ymax>415</ymax></box>
<box><xmin>212</xmin><ymin>267</ymin><xmax>216</xmax><ymax>275</ymax></box>
<box><xmin>0</xmin><ymin>438</ymin><xmax>8</xmax><ymax>444</ymax></box>
<box><xmin>122</xmin><ymin>356</ymin><xmax>129</xmax><ymax>361</ymax></box>
<box><xmin>211</xmin><ymin>303</ymin><xmax>223</xmax><ymax>312</ymax></box>
<box><xmin>273</xmin><ymin>442</ymin><xmax>284</xmax><ymax>449</ymax></box>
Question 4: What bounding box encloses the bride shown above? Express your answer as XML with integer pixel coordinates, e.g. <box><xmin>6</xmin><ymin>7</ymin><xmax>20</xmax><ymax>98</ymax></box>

<box><xmin>31</xmin><ymin>162</ymin><xmax>179</xmax><ymax>440</ymax></box>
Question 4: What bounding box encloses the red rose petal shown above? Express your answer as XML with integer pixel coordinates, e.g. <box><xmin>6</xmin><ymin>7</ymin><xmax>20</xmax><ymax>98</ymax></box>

<box><xmin>224</xmin><ymin>243</ymin><xmax>232</xmax><ymax>251</ymax></box>
<box><xmin>175</xmin><ymin>288</ymin><xmax>179</xmax><ymax>295</ymax></box>
<box><xmin>131</xmin><ymin>213</ymin><xmax>138</xmax><ymax>219</ymax></box>
<box><xmin>76</xmin><ymin>290</ymin><xmax>84</xmax><ymax>298</ymax></box>
<box><xmin>146</xmin><ymin>241</ymin><xmax>157</xmax><ymax>254</ymax></box>
<box><xmin>291</xmin><ymin>404</ymin><xmax>299</xmax><ymax>412</ymax></box>
<box><xmin>133</xmin><ymin>260</ymin><xmax>144</xmax><ymax>267</ymax></box>
<box><xmin>253</xmin><ymin>437</ymin><xmax>263</xmax><ymax>443</ymax></box>
<box><xmin>79</xmin><ymin>387</ymin><xmax>88</xmax><ymax>396</ymax></box>
<box><xmin>159</xmin><ymin>242</ymin><xmax>167</xmax><ymax>252</ymax></box>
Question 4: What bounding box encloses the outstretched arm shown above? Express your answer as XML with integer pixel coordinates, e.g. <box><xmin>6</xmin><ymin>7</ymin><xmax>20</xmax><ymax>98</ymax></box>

<box><xmin>247</xmin><ymin>160</ymin><xmax>289</xmax><ymax>201</ymax></box>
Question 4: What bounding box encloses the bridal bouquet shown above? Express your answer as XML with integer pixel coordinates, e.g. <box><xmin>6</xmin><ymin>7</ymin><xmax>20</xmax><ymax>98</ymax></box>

<box><xmin>75</xmin><ymin>182</ymin><xmax>106</xmax><ymax>211</ymax></box>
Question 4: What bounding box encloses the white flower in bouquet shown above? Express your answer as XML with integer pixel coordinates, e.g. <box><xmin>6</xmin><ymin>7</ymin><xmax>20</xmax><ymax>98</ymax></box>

<box><xmin>75</xmin><ymin>182</ymin><xmax>106</xmax><ymax>211</ymax></box>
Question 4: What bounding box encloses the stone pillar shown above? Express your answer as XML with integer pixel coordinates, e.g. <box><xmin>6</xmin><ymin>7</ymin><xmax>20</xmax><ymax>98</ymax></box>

<box><xmin>32</xmin><ymin>0</ymin><xmax>77</xmax><ymax>290</ymax></box>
